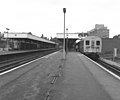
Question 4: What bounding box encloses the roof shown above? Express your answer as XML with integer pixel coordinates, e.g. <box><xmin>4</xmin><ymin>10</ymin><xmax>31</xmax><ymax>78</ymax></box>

<box><xmin>3</xmin><ymin>32</ymin><xmax>56</xmax><ymax>44</ymax></box>
<box><xmin>57</xmin><ymin>33</ymin><xmax>81</xmax><ymax>39</ymax></box>
<box><xmin>83</xmin><ymin>36</ymin><xmax>101</xmax><ymax>41</ymax></box>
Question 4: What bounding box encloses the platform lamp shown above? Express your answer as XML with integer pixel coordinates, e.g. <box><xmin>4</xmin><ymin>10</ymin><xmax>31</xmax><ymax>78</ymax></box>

<box><xmin>66</xmin><ymin>28</ymin><xmax>68</xmax><ymax>53</ymax></box>
<box><xmin>6</xmin><ymin>28</ymin><xmax>10</xmax><ymax>51</ymax></box>
<box><xmin>63</xmin><ymin>8</ymin><xmax>66</xmax><ymax>59</ymax></box>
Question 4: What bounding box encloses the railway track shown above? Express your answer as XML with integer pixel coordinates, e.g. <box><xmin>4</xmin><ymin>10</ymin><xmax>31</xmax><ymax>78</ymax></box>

<box><xmin>97</xmin><ymin>58</ymin><xmax>120</xmax><ymax>78</ymax></box>
<box><xmin>0</xmin><ymin>49</ymin><xmax>58</xmax><ymax>73</ymax></box>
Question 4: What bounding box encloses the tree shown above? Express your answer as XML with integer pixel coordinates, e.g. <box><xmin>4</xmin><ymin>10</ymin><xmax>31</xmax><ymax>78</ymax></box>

<box><xmin>113</xmin><ymin>35</ymin><xmax>119</xmax><ymax>38</ymax></box>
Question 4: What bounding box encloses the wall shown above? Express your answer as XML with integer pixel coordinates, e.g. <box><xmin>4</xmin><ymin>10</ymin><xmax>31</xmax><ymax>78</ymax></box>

<box><xmin>102</xmin><ymin>38</ymin><xmax>120</xmax><ymax>54</ymax></box>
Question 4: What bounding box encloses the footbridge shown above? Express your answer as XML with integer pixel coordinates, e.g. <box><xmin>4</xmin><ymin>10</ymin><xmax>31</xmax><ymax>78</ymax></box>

<box><xmin>56</xmin><ymin>33</ymin><xmax>88</xmax><ymax>51</ymax></box>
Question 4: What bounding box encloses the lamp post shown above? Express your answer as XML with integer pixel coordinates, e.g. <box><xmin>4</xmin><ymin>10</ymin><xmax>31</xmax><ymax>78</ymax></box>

<box><xmin>6</xmin><ymin>28</ymin><xmax>10</xmax><ymax>51</ymax></box>
<box><xmin>66</xmin><ymin>28</ymin><xmax>68</xmax><ymax>53</ymax></box>
<box><xmin>63</xmin><ymin>8</ymin><xmax>66</xmax><ymax>59</ymax></box>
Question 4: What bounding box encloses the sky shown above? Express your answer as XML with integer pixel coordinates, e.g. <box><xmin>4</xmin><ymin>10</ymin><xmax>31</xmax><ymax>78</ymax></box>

<box><xmin>0</xmin><ymin>0</ymin><xmax>120</xmax><ymax>38</ymax></box>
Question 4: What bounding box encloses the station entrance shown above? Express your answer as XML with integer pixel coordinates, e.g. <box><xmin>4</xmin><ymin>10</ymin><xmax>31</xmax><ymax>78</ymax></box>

<box><xmin>57</xmin><ymin>38</ymin><xmax>77</xmax><ymax>51</ymax></box>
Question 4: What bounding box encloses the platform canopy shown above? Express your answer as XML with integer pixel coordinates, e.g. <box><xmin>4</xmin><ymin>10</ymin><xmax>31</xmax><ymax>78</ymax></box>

<box><xmin>56</xmin><ymin>33</ymin><xmax>88</xmax><ymax>39</ymax></box>
<box><xmin>3</xmin><ymin>32</ymin><xmax>56</xmax><ymax>44</ymax></box>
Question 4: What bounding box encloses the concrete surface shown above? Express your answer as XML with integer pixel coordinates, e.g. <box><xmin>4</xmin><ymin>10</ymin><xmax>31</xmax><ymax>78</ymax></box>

<box><xmin>0</xmin><ymin>51</ymin><xmax>63</xmax><ymax>100</ymax></box>
<box><xmin>81</xmin><ymin>54</ymin><xmax>120</xmax><ymax>100</ymax></box>
<box><xmin>50</xmin><ymin>52</ymin><xmax>113</xmax><ymax>100</ymax></box>
<box><xmin>0</xmin><ymin>52</ymin><xmax>120</xmax><ymax>100</ymax></box>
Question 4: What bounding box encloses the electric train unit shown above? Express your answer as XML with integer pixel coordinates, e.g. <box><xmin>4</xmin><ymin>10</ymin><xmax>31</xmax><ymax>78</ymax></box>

<box><xmin>77</xmin><ymin>36</ymin><xmax>102</xmax><ymax>60</ymax></box>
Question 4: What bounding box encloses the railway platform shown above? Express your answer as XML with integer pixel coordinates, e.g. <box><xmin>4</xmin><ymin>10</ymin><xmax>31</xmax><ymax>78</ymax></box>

<box><xmin>0</xmin><ymin>52</ymin><xmax>120</xmax><ymax>100</ymax></box>
<box><xmin>0</xmin><ymin>50</ymin><xmax>27</xmax><ymax>55</ymax></box>
<box><xmin>0</xmin><ymin>49</ymin><xmax>48</xmax><ymax>55</ymax></box>
<box><xmin>53</xmin><ymin>52</ymin><xmax>120</xmax><ymax>100</ymax></box>
<box><xmin>0</xmin><ymin>50</ymin><xmax>63</xmax><ymax>100</ymax></box>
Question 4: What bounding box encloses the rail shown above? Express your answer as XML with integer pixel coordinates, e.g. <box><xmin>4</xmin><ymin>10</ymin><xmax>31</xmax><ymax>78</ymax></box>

<box><xmin>97</xmin><ymin>58</ymin><xmax>120</xmax><ymax>78</ymax></box>
<box><xmin>0</xmin><ymin>49</ymin><xmax>59</xmax><ymax>73</ymax></box>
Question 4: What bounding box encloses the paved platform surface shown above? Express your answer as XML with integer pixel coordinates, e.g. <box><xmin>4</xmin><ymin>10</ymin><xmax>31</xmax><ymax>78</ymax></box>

<box><xmin>0</xmin><ymin>49</ymin><xmax>41</xmax><ymax>55</ymax></box>
<box><xmin>53</xmin><ymin>52</ymin><xmax>113</xmax><ymax>100</ymax></box>
<box><xmin>0</xmin><ymin>49</ymin><xmax>53</xmax><ymax>55</ymax></box>
<box><xmin>0</xmin><ymin>52</ymin><xmax>120</xmax><ymax>100</ymax></box>
<box><xmin>0</xmin><ymin>50</ymin><xmax>30</xmax><ymax>55</ymax></box>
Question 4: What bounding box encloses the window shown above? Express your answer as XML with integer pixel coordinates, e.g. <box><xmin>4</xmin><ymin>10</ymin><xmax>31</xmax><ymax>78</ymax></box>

<box><xmin>96</xmin><ymin>41</ymin><xmax>100</xmax><ymax>45</ymax></box>
<box><xmin>86</xmin><ymin>40</ymin><xmax>89</xmax><ymax>45</ymax></box>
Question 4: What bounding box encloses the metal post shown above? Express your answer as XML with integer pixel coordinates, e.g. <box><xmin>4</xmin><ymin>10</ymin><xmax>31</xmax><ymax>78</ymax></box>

<box><xmin>7</xmin><ymin>32</ymin><xmax>8</xmax><ymax>51</ymax></box>
<box><xmin>63</xmin><ymin>8</ymin><xmax>66</xmax><ymax>59</ymax></box>
<box><xmin>66</xmin><ymin>28</ymin><xmax>68</xmax><ymax>53</ymax></box>
<box><xmin>6</xmin><ymin>28</ymin><xmax>10</xmax><ymax>51</ymax></box>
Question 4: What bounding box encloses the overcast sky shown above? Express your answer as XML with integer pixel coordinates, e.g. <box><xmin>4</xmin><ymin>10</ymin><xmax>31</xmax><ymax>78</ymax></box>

<box><xmin>0</xmin><ymin>0</ymin><xmax>120</xmax><ymax>38</ymax></box>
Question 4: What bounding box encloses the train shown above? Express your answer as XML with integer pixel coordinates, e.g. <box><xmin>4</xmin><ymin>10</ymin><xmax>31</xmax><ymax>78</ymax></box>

<box><xmin>76</xmin><ymin>36</ymin><xmax>102</xmax><ymax>60</ymax></box>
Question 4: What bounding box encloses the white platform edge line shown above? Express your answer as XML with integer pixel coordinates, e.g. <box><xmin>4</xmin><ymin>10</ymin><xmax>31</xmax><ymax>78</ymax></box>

<box><xmin>0</xmin><ymin>50</ymin><xmax>61</xmax><ymax>76</ymax></box>
<box><xmin>78</xmin><ymin>54</ymin><xmax>120</xmax><ymax>80</ymax></box>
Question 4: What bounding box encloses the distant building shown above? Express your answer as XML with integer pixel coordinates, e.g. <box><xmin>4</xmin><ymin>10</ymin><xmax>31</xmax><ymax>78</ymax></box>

<box><xmin>87</xmin><ymin>24</ymin><xmax>109</xmax><ymax>38</ymax></box>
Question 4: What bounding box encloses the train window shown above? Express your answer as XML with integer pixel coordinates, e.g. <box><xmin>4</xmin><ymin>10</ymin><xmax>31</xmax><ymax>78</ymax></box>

<box><xmin>86</xmin><ymin>40</ymin><xmax>89</xmax><ymax>45</ymax></box>
<box><xmin>96</xmin><ymin>41</ymin><xmax>100</xmax><ymax>45</ymax></box>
